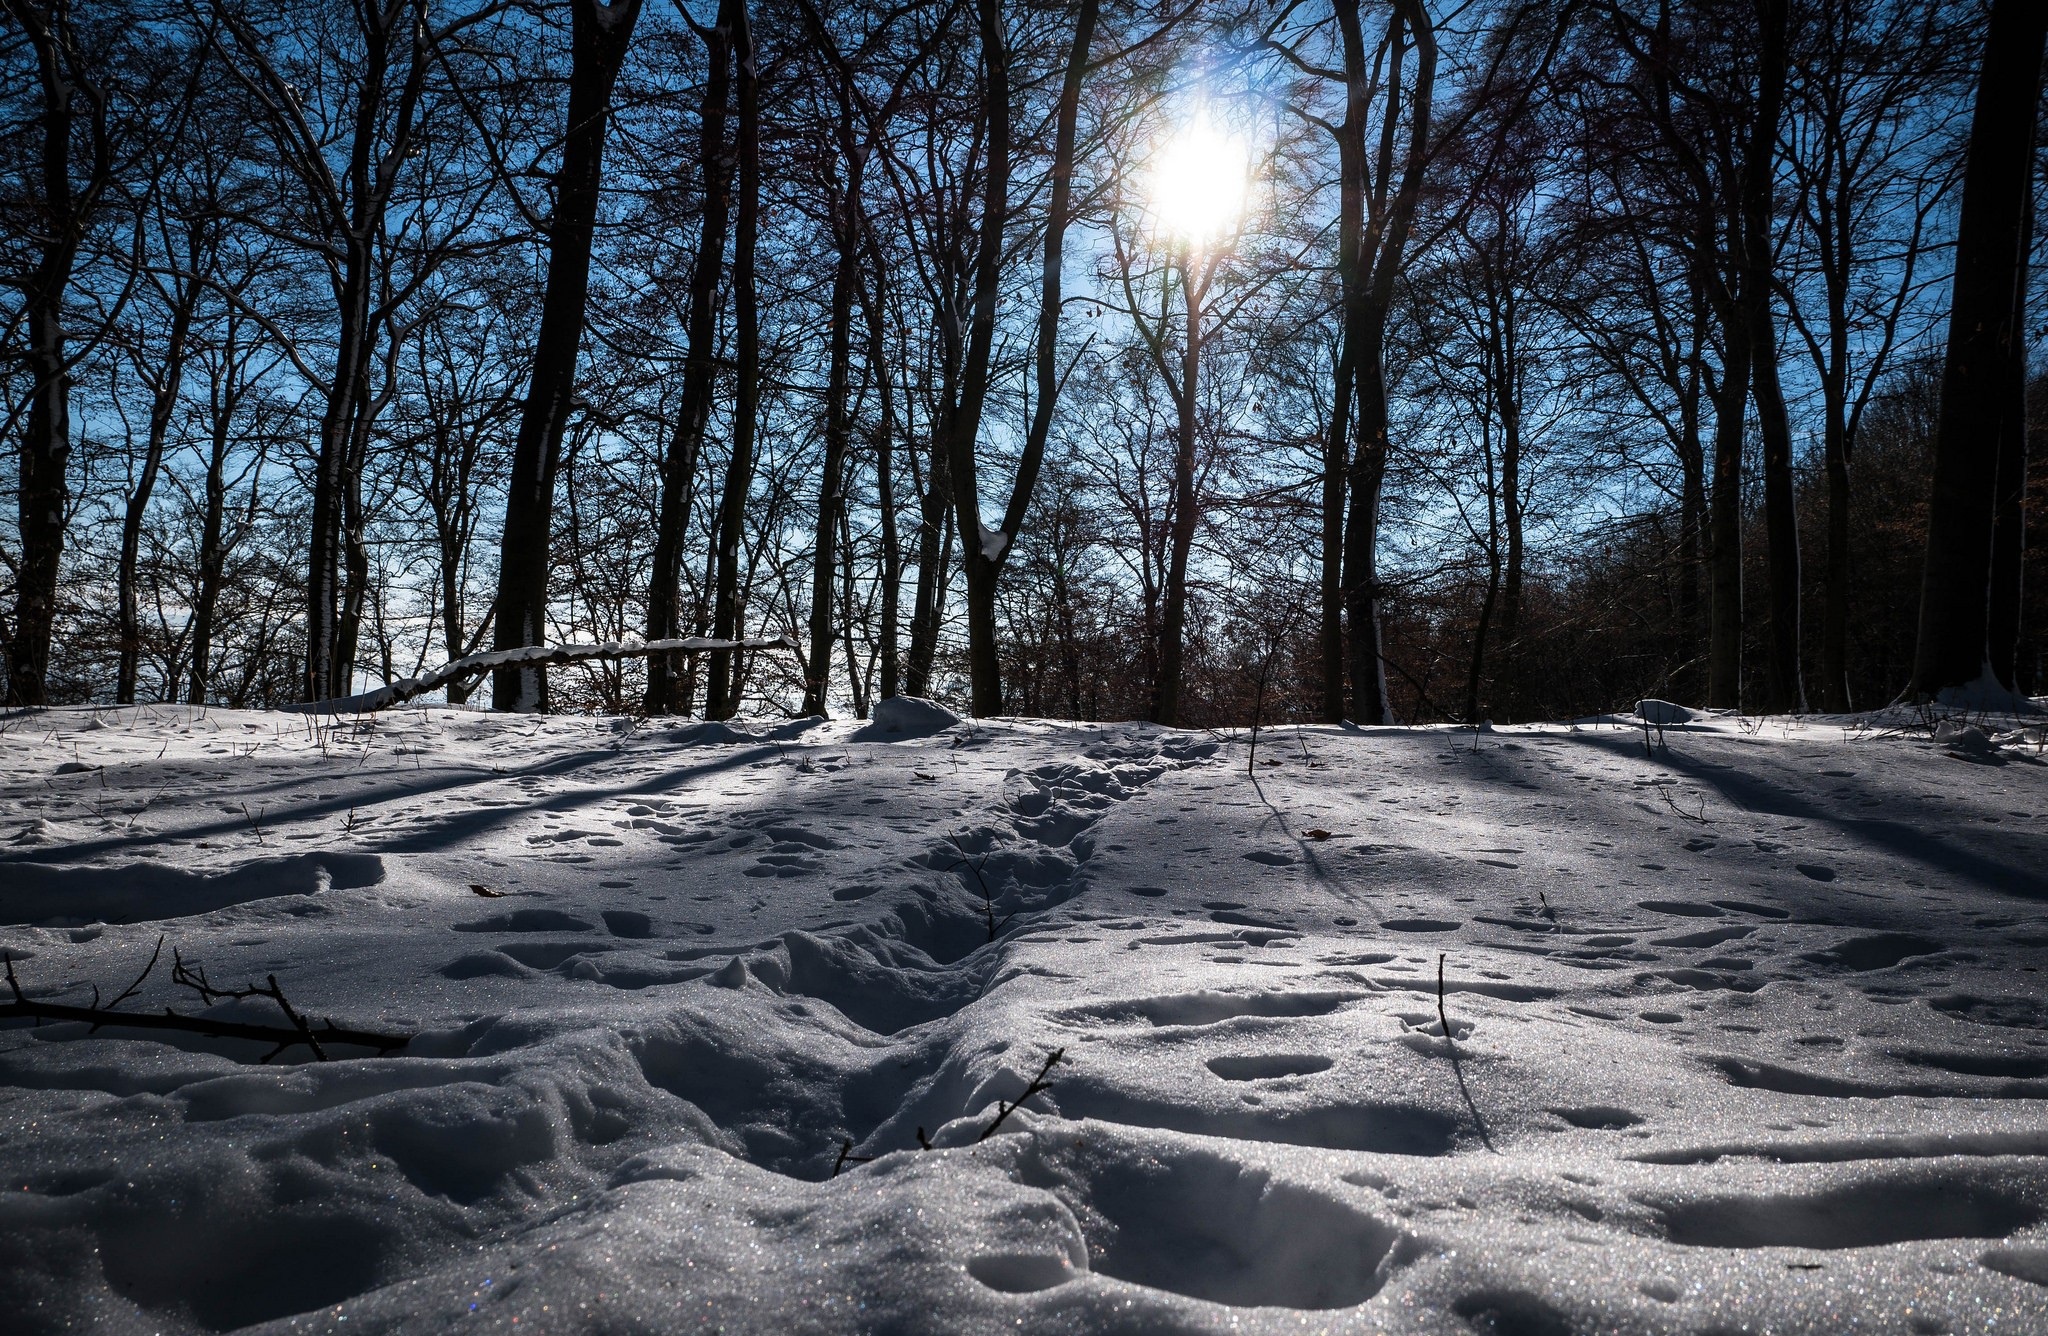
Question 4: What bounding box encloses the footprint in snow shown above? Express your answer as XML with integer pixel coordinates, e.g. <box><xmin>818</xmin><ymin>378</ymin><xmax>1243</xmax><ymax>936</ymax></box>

<box><xmin>1380</xmin><ymin>918</ymin><xmax>1460</xmax><ymax>933</ymax></box>
<box><xmin>1638</xmin><ymin>900</ymin><xmax>1724</xmax><ymax>919</ymax></box>
<box><xmin>1800</xmin><ymin>933</ymin><xmax>1942</xmax><ymax>971</ymax></box>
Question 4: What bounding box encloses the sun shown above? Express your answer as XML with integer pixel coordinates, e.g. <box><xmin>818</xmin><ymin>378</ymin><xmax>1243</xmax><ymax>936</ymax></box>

<box><xmin>1149</xmin><ymin>119</ymin><xmax>1250</xmax><ymax>246</ymax></box>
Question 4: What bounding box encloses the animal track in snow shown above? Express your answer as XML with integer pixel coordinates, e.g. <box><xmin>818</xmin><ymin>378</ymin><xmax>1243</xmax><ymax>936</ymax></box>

<box><xmin>1206</xmin><ymin>1054</ymin><xmax>1333</xmax><ymax>1081</ymax></box>
<box><xmin>1651</xmin><ymin>1173</ymin><xmax>2041</xmax><ymax>1250</ymax></box>
<box><xmin>1801</xmin><ymin>933</ymin><xmax>1942</xmax><ymax>971</ymax></box>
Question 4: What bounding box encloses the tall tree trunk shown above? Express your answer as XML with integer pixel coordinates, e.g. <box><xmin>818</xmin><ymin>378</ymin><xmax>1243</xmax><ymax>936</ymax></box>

<box><xmin>4</xmin><ymin>0</ymin><xmax>108</xmax><ymax>708</ymax></box>
<box><xmin>1743</xmin><ymin>0</ymin><xmax>1803</xmax><ymax>713</ymax></box>
<box><xmin>490</xmin><ymin>0</ymin><xmax>643</xmax><ymax>711</ymax></box>
<box><xmin>1467</xmin><ymin>420</ymin><xmax>1502</xmax><ymax>726</ymax></box>
<box><xmin>1911</xmin><ymin>0</ymin><xmax>2046</xmax><ymax>701</ymax></box>
<box><xmin>904</xmin><ymin>432</ymin><xmax>951</xmax><ymax>697</ymax></box>
<box><xmin>705</xmin><ymin>0</ymin><xmax>759</xmax><ymax>720</ymax></box>
<box><xmin>1321</xmin><ymin>337</ymin><xmax>1353</xmax><ymax>724</ymax></box>
<box><xmin>859</xmin><ymin>258</ymin><xmax>903</xmax><ymax>700</ymax></box>
<box><xmin>940</xmin><ymin>0</ymin><xmax>1090</xmax><ymax>717</ymax></box>
<box><xmin>1340</xmin><ymin>0</ymin><xmax>1434</xmax><ymax>726</ymax></box>
<box><xmin>1706</xmin><ymin>309</ymin><xmax>1751</xmax><ymax>710</ymax></box>
<box><xmin>1320</xmin><ymin>30</ymin><xmax>1366</xmax><ymax>726</ymax></box>
<box><xmin>117</xmin><ymin>249</ymin><xmax>200</xmax><ymax>704</ymax></box>
<box><xmin>1677</xmin><ymin>386</ymin><xmax>1707</xmax><ymax>699</ymax></box>
<box><xmin>1152</xmin><ymin>253</ymin><xmax>1202</xmax><ymax>726</ymax></box>
<box><xmin>644</xmin><ymin>3</ymin><xmax>734</xmax><ymax>714</ymax></box>
<box><xmin>1818</xmin><ymin>286</ymin><xmax>1853</xmax><ymax>709</ymax></box>
<box><xmin>1498</xmin><ymin>280</ymin><xmax>1525</xmax><ymax>716</ymax></box>
<box><xmin>804</xmin><ymin>190</ymin><xmax>861</xmax><ymax>716</ymax></box>
<box><xmin>1989</xmin><ymin>199</ymin><xmax>2033</xmax><ymax>691</ymax></box>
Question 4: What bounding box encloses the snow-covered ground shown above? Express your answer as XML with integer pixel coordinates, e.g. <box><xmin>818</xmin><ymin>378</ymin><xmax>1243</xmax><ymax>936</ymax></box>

<box><xmin>2</xmin><ymin>700</ymin><xmax>2046</xmax><ymax>1334</ymax></box>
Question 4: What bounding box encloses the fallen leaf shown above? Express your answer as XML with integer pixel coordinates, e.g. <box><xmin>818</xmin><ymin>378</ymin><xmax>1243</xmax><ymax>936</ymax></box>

<box><xmin>470</xmin><ymin>883</ymin><xmax>506</xmax><ymax>898</ymax></box>
<box><xmin>1301</xmin><ymin>829</ymin><xmax>1335</xmax><ymax>841</ymax></box>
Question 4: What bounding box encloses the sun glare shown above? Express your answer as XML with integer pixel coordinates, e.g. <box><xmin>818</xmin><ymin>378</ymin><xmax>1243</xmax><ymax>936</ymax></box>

<box><xmin>1149</xmin><ymin>120</ymin><xmax>1249</xmax><ymax>246</ymax></box>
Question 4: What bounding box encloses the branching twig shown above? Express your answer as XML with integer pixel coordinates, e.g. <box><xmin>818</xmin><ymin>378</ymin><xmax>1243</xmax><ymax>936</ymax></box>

<box><xmin>829</xmin><ymin>1138</ymin><xmax>873</xmax><ymax>1178</ymax></box>
<box><xmin>1655</xmin><ymin>783</ymin><xmax>1710</xmax><ymax>824</ymax></box>
<box><xmin>1</xmin><ymin>949</ymin><xmax>408</xmax><ymax>1062</ymax></box>
<box><xmin>977</xmin><ymin>1048</ymin><xmax>1064</xmax><ymax>1142</ymax></box>
<box><xmin>946</xmin><ymin>841</ymin><xmax>1010</xmax><ymax>942</ymax></box>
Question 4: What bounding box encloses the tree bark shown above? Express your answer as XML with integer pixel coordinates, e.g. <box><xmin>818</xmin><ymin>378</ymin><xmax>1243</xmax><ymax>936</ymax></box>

<box><xmin>1911</xmin><ymin>0</ymin><xmax>2047</xmax><ymax>701</ymax></box>
<box><xmin>939</xmin><ymin>0</ymin><xmax>1012</xmax><ymax>718</ymax></box>
<box><xmin>1706</xmin><ymin>305</ymin><xmax>1751</xmax><ymax>711</ymax></box>
<box><xmin>1339</xmin><ymin>0</ymin><xmax>1434</xmax><ymax>725</ymax></box>
<box><xmin>1321</xmin><ymin>336</ymin><xmax>1353</xmax><ymax>724</ymax></box>
<box><xmin>1152</xmin><ymin>252</ymin><xmax>1202</xmax><ymax>726</ymax></box>
<box><xmin>804</xmin><ymin>189</ymin><xmax>861</xmax><ymax>716</ymax></box>
<box><xmin>1744</xmin><ymin>0</ymin><xmax>1804</xmax><ymax>714</ymax></box>
<box><xmin>117</xmin><ymin>230</ymin><xmax>202</xmax><ymax>704</ymax></box>
<box><xmin>705</xmin><ymin>0</ymin><xmax>759</xmax><ymax>721</ymax></box>
<box><xmin>645</xmin><ymin>2</ymin><xmax>734</xmax><ymax>714</ymax></box>
<box><xmin>1989</xmin><ymin>198</ymin><xmax>2033</xmax><ymax>691</ymax></box>
<box><xmin>490</xmin><ymin>0</ymin><xmax>643</xmax><ymax>711</ymax></box>
<box><xmin>4</xmin><ymin>0</ymin><xmax>110</xmax><ymax>707</ymax></box>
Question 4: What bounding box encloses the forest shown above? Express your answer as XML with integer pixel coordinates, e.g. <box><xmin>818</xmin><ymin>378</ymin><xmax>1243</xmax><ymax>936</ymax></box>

<box><xmin>3</xmin><ymin>0</ymin><xmax>2043</xmax><ymax>726</ymax></box>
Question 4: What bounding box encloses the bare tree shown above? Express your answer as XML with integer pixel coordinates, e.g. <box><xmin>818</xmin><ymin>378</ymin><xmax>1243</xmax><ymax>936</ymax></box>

<box><xmin>2</xmin><ymin>0</ymin><xmax>115</xmax><ymax>706</ymax></box>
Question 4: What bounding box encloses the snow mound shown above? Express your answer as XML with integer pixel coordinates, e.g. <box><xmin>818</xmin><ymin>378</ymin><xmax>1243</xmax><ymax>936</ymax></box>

<box><xmin>854</xmin><ymin>695</ymin><xmax>960</xmax><ymax>739</ymax></box>
<box><xmin>1635</xmin><ymin>698</ymin><xmax>1694</xmax><ymax>725</ymax></box>
<box><xmin>1935</xmin><ymin>720</ymin><xmax>1999</xmax><ymax>759</ymax></box>
<box><xmin>1</xmin><ymin>853</ymin><xmax>385</xmax><ymax>926</ymax></box>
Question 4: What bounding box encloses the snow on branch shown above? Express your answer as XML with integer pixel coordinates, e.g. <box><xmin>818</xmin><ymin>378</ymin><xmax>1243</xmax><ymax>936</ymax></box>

<box><xmin>291</xmin><ymin>634</ymin><xmax>798</xmax><ymax>715</ymax></box>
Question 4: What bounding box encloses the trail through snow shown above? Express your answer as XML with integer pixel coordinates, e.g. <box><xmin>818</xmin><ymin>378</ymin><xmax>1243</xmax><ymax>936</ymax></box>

<box><xmin>1</xmin><ymin>704</ymin><xmax>2046</xmax><ymax>1334</ymax></box>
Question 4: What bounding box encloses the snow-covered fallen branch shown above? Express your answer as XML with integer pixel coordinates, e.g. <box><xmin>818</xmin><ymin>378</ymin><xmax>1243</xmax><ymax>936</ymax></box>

<box><xmin>1</xmin><ymin>943</ymin><xmax>410</xmax><ymax>1062</ymax></box>
<box><xmin>290</xmin><ymin>634</ymin><xmax>798</xmax><ymax>715</ymax></box>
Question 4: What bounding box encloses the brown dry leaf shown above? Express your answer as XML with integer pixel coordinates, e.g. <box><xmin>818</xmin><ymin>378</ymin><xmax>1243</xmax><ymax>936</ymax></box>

<box><xmin>1300</xmin><ymin>828</ymin><xmax>1335</xmax><ymax>841</ymax></box>
<box><xmin>470</xmin><ymin>883</ymin><xmax>507</xmax><ymax>898</ymax></box>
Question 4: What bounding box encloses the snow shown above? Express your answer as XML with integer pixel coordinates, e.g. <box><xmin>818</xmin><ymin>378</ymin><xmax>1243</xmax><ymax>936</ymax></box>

<box><xmin>853</xmin><ymin>693</ymin><xmax>962</xmax><ymax>739</ymax></box>
<box><xmin>1636</xmin><ymin>699</ymin><xmax>1695</xmax><ymax>726</ymax></box>
<box><xmin>1</xmin><ymin>704</ymin><xmax>2045</xmax><ymax>1334</ymax></box>
<box><xmin>978</xmin><ymin>523</ymin><xmax>1010</xmax><ymax>563</ymax></box>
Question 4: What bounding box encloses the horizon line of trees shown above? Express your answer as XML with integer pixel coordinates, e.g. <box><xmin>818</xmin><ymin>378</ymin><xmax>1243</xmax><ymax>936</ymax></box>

<box><xmin>3</xmin><ymin>0</ymin><xmax>2042</xmax><ymax>726</ymax></box>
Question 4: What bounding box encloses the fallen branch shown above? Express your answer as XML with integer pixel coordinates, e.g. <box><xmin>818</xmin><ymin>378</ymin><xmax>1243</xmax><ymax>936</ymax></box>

<box><xmin>1</xmin><ymin>943</ymin><xmax>410</xmax><ymax>1062</ymax></box>
<box><xmin>288</xmin><ymin>634</ymin><xmax>799</xmax><ymax>715</ymax></box>
<box><xmin>977</xmin><ymin>1048</ymin><xmax>1064</xmax><ymax>1142</ymax></box>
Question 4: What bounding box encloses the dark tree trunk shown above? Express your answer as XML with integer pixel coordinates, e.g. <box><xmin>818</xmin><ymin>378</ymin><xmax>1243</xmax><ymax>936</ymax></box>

<box><xmin>1677</xmin><ymin>361</ymin><xmax>1707</xmax><ymax>701</ymax></box>
<box><xmin>117</xmin><ymin>248</ymin><xmax>201</xmax><ymax>704</ymax></box>
<box><xmin>804</xmin><ymin>193</ymin><xmax>861</xmax><ymax>716</ymax></box>
<box><xmin>859</xmin><ymin>257</ymin><xmax>903</xmax><ymax>700</ymax></box>
<box><xmin>287</xmin><ymin>0</ymin><xmax>436</xmax><ymax>702</ymax></box>
<box><xmin>943</xmin><ymin>0</ymin><xmax>1093</xmax><ymax>718</ymax></box>
<box><xmin>1744</xmin><ymin>0</ymin><xmax>1803</xmax><ymax>713</ymax></box>
<box><xmin>1152</xmin><ymin>254</ymin><xmax>1202</xmax><ymax>726</ymax></box>
<box><xmin>1706</xmin><ymin>310</ymin><xmax>1751</xmax><ymax>711</ymax></box>
<box><xmin>1320</xmin><ymin>17</ymin><xmax>1366</xmax><ymax>727</ymax></box>
<box><xmin>1497</xmin><ymin>280</ymin><xmax>1525</xmax><ymax>715</ymax></box>
<box><xmin>4</xmin><ymin>0</ymin><xmax>109</xmax><ymax>707</ymax></box>
<box><xmin>490</xmin><ymin>0</ymin><xmax>643</xmax><ymax>711</ymax></box>
<box><xmin>1989</xmin><ymin>199</ymin><xmax>2033</xmax><ymax>691</ymax></box>
<box><xmin>645</xmin><ymin>3</ymin><xmax>734</xmax><ymax>714</ymax></box>
<box><xmin>1338</xmin><ymin>0</ymin><xmax>1433</xmax><ymax>726</ymax></box>
<box><xmin>941</xmin><ymin>0</ymin><xmax>1009</xmax><ymax>718</ymax></box>
<box><xmin>705</xmin><ymin>0</ymin><xmax>759</xmax><ymax>721</ymax></box>
<box><xmin>1912</xmin><ymin>0</ymin><xmax>2046</xmax><ymax>701</ymax></box>
<box><xmin>904</xmin><ymin>432</ymin><xmax>951</xmax><ymax>698</ymax></box>
<box><xmin>1321</xmin><ymin>337</ymin><xmax>1353</xmax><ymax>725</ymax></box>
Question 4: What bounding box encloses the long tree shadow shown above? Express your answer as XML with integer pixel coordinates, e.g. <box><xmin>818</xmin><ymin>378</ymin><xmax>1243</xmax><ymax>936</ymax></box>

<box><xmin>1572</xmin><ymin>730</ymin><xmax>2044</xmax><ymax>902</ymax></box>
<box><xmin>3</xmin><ymin>741</ymin><xmax>789</xmax><ymax>866</ymax></box>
